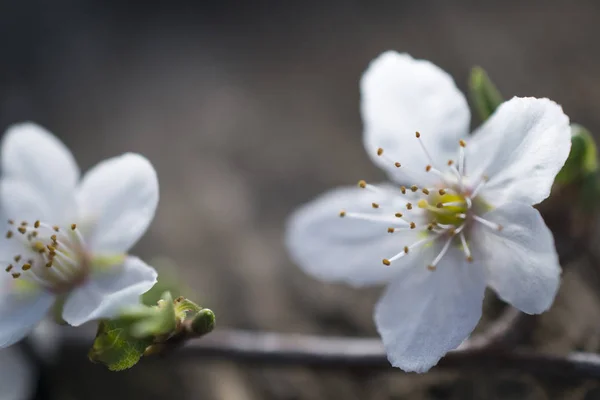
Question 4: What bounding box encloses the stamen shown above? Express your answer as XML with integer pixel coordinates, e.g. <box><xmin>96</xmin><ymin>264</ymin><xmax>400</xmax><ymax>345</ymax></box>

<box><xmin>427</xmin><ymin>236</ymin><xmax>454</xmax><ymax>271</ymax></box>
<box><xmin>469</xmin><ymin>175</ymin><xmax>489</xmax><ymax>199</ymax></box>
<box><xmin>344</xmin><ymin>212</ymin><xmax>403</xmax><ymax>224</ymax></box>
<box><xmin>459</xmin><ymin>232</ymin><xmax>473</xmax><ymax>262</ymax></box>
<box><xmin>375</xmin><ymin>148</ymin><xmax>402</xmax><ymax>169</ymax></box>
<box><xmin>384</xmin><ymin>236</ymin><xmax>437</xmax><ymax>265</ymax></box>
<box><xmin>5</xmin><ymin>231</ymin><xmax>12</xmax><ymax>238</ymax></box>
<box><xmin>5</xmin><ymin>265</ymin><xmax>13</xmax><ymax>272</ymax></box>
<box><xmin>458</xmin><ymin>140</ymin><xmax>466</xmax><ymax>176</ymax></box>
<box><xmin>406</xmin><ymin>203</ymin><xmax>413</xmax><ymax>210</ymax></box>
<box><xmin>371</xmin><ymin>203</ymin><xmax>380</xmax><ymax>209</ymax></box>
<box><xmin>17</xmin><ymin>227</ymin><xmax>26</xmax><ymax>235</ymax></box>
<box><xmin>415</xmin><ymin>131</ymin><xmax>435</xmax><ymax>166</ymax></box>
<box><xmin>7</xmin><ymin>220</ymin><xmax>13</xmax><ymax>225</ymax></box>
<box><xmin>410</xmin><ymin>185</ymin><xmax>418</xmax><ymax>193</ymax></box>
<box><xmin>12</xmin><ymin>272</ymin><xmax>20</xmax><ymax>279</ymax></box>
<box><xmin>438</xmin><ymin>189</ymin><xmax>446</xmax><ymax>195</ymax></box>
<box><xmin>400</xmin><ymin>186</ymin><xmax>406</xmax><ymax>194</ymax></box>
<box><xmin>21</xmin><ymin>263</ymin><xmax>31</xmax><ymax>271</ymax></box>
<box><xmin>394</xmin><ymin>212</ymin><xmax>403</xmax><ymax>218</ymax></box>
<box><xmin>422</xmin><ymin>188</ymin><xmax>430</xmax><ymax>195</ymax></box>
<box><xmin>473</xmin><ymin>215</ymin><xmax>503</xmax><ymax>231</ymax></box>
<box><xmin>34</xmin><ymin>220</ymin><xmax>40</xmax><ymax>228</ymax></box>
<box><xmin>339</xmin><ymin>210</ymin><xmax>346</xmax><ymax>218</ymax></box>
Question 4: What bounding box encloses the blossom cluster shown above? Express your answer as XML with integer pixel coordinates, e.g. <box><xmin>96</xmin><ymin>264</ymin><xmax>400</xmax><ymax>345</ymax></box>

<box><xmin>286</xmin><ymin>51</ymin><xmax>571</xmax><ymax>372</ymax></box>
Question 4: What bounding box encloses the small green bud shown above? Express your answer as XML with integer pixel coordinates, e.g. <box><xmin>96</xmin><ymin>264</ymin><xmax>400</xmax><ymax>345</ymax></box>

<box><xmin>191</xmin><ymin>309</ymin><xmax>216</xmax><ymax>336</ymax></box>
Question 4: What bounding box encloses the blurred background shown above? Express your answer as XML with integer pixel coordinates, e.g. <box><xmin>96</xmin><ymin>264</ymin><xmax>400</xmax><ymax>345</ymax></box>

<box><xmin>2</xmin><ymin>0</ymin><xmax>600</xmax><ymax>399</ymax></box>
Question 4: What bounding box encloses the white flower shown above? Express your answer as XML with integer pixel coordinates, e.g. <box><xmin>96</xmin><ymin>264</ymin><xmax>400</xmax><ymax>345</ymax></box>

<box><xmin>0</xmin><ymin>123</ymin><xmax>159</xmax><ymax>348</ymax></box>
<box><xmin>0</xmin><ymin>346</ymin><xmax>34</xmax><ymax>400</ymax></box>
<box><xmin>285</xmin><ymin>52</ymin><xmax>571</xmax><ymax>372</ymax></box>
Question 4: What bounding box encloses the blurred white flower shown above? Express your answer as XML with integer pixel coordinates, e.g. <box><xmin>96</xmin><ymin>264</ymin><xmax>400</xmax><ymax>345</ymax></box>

<box><xmin>0</xmin><ymin>346</ymin><xmax>33</xmax><ymax>400</ymax></box>
<box><xmin>286</xmin><ymin>52</ymin><xmax>571</xmax><ymax>372</ymax></box>
<box><xmin>0</xmin><ymin>123</ymin><xmax>159</xmax><ymax>348</ymax></box>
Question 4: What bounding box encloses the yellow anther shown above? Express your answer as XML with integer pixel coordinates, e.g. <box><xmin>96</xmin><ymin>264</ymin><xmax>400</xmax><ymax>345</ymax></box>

<box><xmin>20</xmin><ymin>221</ymin><xmax>27</xmax><ymax>226</ymax></box>
<box><xmin>404</xmin><ymin>246</ymin><xmax>409</xmax><ymax>254</ymax></box>
<box><xmin>447</xmin><ymin>160</ymin><xmax>454</xmax><ymax>166</ymax></box>
<box><xmin>339</xmin><ymin>210</ymin><xmax>346</xmax><ymax>217</ymax></box>
<box><xmin>13</xmin><ymin>255</ymin><xmax>21</xmax><ymax>262</ymax></box>
<box><xmin>50</xmin><ymin>234</ymin><xmax>57</xmax><ymax>242</ymax></box>
<box><xmin>5</xmin><ymin>231</ymin><xmax>12</xmax><ymax>239</ymax></box>
<box><xmin>45</xmin><ymin>261</ymin><xmax>53</xmax><ymax>268</ymax></box>
<box><xmin>394</xmin><ymin>162</ymin><xmax>401</xmax><ymax>168</ymax></box>
<box><xmin>427</xmin><ymin>224</ymin><xmax>434</xmax><ymax>231</ymax></box>
<box><xmin>422</xmin><ymin>188</ymin><xmax>430</xmax><ymax>195</ymax></box>
<box><xmin>415</xmin><ymin>131</ymin><xmax>421</xmax><ymax>138</ymax></box>
<box><xmin>32</xmin><ymin>231</ymin><xmax>38</xmax><ymax>237</ymax></box>
<box><xmin>448</xmin><ymin>227</ymin><xmax>456</xmax><ymax>236</ymax></box>
<box><xmin>436</xmin><ymin>202</ymin><xmax>443</xmax><ymax>208</ymax></box>
<box><xmin>497</xmin><ymin>225</ymin><xmax>504</xmax><ymax>231</ymax></box>
<box><xmin>427</xmin><ymin>265</ymin><xmax>437</xmax><ymax>271</ymax></box>
<box><xmin>71</xmin><ymin>223</ymin><xmax>77</xmax><ymax>230</ymax></box>
<box><xmin>53</xmin><ymin>226</ymin><xmax>60</xmax><ymax>232</ymax></box>
<box><xmin>47</xmin><ymin>244</ymin><xmax>56</xmax><ymax>252</ymax></box>
<box><xmin>438</xmin><ymin>189</ymin><xmax>446</xmax><ymax>195</ymax></box>
<box><xmin>12</xmin><ymin>272</ymin><xmax>21</xmax><ymax>279</ymax></box>
<box><xmin>33</xmin><ymin>242</ymin><xmax>45</xmax><ymax>252</ymax></box>
<box><xmin>17</xmin><ymin>227</ymin><xmax>26</xmax><ymax>234</ymax></box>
<box><xmin>466</xmin><ymin>256</ymin><xmax>474</xmax><ymax>263</ymax></box>
<box><xmin>7</xmin><ymin>219</ymin><xmax>13</xmax><ymax>225</ymax></box>
<box><xmin>425</xmin><ymin>165</ymin><xmax>432</xmax><ymax>172</ymax></box>
<box><xmin>409</xmin><ymin>222</ymin><xmax>416</xmax><ymax>229</ymax></box>
<box><xmin>382</xmin><ymin>259</ymin><xmax>391</xmax><ymax>266</ymax></box>
<box><xmin>394</xmin><ymin>212</ymin><xmax>403</xmax><ymax>218</ymax></box>
<box><xmin>5</xmin><ymin>265</ymin><xmax>12</xmax><ymax>272</ymax></box>
<box><xmin>34</xmin><ymin>220</ymin><xmax>40</xmax><ymax>228</ymax></box>
<box><xmin>358</xmin><ymin>180</ymin><xmax>367</xmax><ymax>188</ymax></box>
<box><xmin>417</xmin><ymin>199</ymin><xmax>428</xmax><ymax>209</ymax></box>
<box><xmin>400</xmin><ymin>186</ymin><xmax>406</xmax><ymax>194</ymax></box>
<box><xmin>387</xmin><ymin>227</ymin><xmax>394</xmax><ymax>233</ymax></box>
<box><xmin>406</xmin><ymin>203</ymin><xmax>413</xmax><ymax>210</ymax></box>
<box><xmin>21</xmin><ymin>263</ymin><xmax>31</xmax><ymax>271</ymax></box>
<box><xmin>410</xmin><ymin>185</ymin><xmax>418</xmax><ymax>192</ymax></box>
<box><xmin>377</xmin><ymin>148</ymin><xmax>384</xmax><ymax>156</ymax></box>
<box><xmin>459</xmin><ymin>140</ymin><xmax>466</xmax><ymax>147</ymax></box>
<box><xmin>372</xmin><ymin>203</ymin><xmax>380</xmax><ymax>209</ymax></box>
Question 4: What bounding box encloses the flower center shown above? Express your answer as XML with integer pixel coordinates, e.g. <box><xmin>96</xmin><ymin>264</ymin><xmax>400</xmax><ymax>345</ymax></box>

<box><xmin>3</xmin><ymin>219</ymin><xmax>90</xmax><ymax>293</ymax></box>
<box><xmin>340</xmin><ymin>133</ymin><xmax>502</xmax><ymax>271</ymax></box>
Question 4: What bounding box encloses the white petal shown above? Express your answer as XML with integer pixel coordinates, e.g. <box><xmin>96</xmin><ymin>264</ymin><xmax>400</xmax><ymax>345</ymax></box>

<box><xmin>0</xmin><ymin>346</ymin><xmax>34</xmax><ymax>400</ymax></box>
<box><xmin>375</xmin><ymin>247</ymin><xmax>487</xmax><ymax>372</ymax></box>
<box><xmin>361</xmin><ymin>51</ymin><xmax>471</xmax><ymax>184</ymax></box>
<box><xmin>472</xmin><ymin>202</ymin><xmax>561</xmax><ymax>314</ymax></box>
<box><xmin>0</xmin><ymin>123</ymin><xmax>79</xmax><ymax>222</ymax></box>
<box><xmin>62</xmin><ymin>256</ymin><xmax>157</xmax><ymax>326</ymax></box>
<box><xmin>77</xmin><ymin>153</ymin><xmax>159</xmax><ymax>253</ymax></box>
<box><xmin>285</xmin><ymin>185</ymin><xmax>428</xmax><ymax>287</ymax></box>
<box><xmin>467</xmin><ymin>97</ymin><xmax>571</xmax><ymax>206</ymax></box>
<box><xmin>0</xmin><ymin>280</ymin><xmax>54</xmax><ymax>348</ymax></box>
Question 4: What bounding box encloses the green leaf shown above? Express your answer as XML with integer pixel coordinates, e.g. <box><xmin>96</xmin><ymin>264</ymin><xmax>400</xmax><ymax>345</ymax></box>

<box><xmin>88</xmin><ymin>319</ymin><xmax>153</xmax><ymax>371</ymax></box>
<box><xmin>174</xmin><ymin>297</ymin><xmax>203</xmax><ymax>320</ymax></box>
<box><xmin>468</xmin><ymin>67</ymin><xmax>504</xmax><ymax>122</ymax></box>
<box><xmin>556</xmin><ymin>124</ymin><xmax>598</xmax><ymax>185</ymax></box>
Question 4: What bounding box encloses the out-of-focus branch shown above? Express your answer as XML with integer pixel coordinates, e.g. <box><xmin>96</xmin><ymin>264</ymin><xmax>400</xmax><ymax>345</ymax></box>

<box><xmin>59</xmin><ymin>219</ymin><xmax>592</xmax><ymax>377</ymax></box>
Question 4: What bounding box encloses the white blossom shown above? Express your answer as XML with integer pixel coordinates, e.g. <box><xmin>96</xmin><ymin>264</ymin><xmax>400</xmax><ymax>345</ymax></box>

<box><xmin>286</xmin><ymin>52</ymin><xmax>571</xmax><ymax>372</ymax></box>
<box><xmin>0</xmin><ymin>123</ymin><xmax>158</xmax><ymax>348</ymax></box>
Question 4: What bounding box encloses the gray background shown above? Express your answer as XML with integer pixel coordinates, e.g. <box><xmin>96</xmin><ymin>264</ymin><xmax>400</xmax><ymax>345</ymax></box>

<box><xmin>4</xmin><ymin>1</ymin><xmax>600</xmax><ymax>399</ymax></box>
